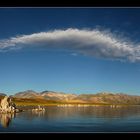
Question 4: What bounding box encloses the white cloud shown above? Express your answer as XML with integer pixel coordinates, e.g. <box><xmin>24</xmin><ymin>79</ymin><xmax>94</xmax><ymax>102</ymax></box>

<box><xmin>71</xmin><ymin>53</ymin><xmax>78</xmax><ymax>56</ymax></box>
<box><xmin>0</xmin><ymin>28</ymin><xmax>140</xmax><ymax>62</ymax></box>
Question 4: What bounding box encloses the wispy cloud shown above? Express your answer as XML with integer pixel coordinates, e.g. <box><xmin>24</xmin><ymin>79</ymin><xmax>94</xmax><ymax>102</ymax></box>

<box><xmin>71</xmin><ymin>53</ymin><xmax>78</xmax><ymax>56</ymax></box>
<box><xmin>0</xmin><ymin>28</ymin><xmax>140</xmax><ymax>62</ymax></box>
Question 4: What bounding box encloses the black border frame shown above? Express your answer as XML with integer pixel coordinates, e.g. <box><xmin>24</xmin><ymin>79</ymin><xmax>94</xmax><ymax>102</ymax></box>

<box><xmin>0</xmin><ymin>0</ymin><xmax>140</xmax><ymax>139</ymax></box>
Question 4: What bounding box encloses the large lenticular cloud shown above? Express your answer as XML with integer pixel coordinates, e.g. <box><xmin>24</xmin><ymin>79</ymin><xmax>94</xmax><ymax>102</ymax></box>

<box><xmin>0</xmin><ymin>28</ymin><xmax>140</xmax><ymax>62</ymax></box>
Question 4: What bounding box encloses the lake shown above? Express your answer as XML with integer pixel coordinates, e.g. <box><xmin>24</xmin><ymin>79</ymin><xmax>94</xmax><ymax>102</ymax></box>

<box><xmin>1</xmin><ymin>105</ymin><xmax>140</xmax><ymax>132</ymax></box>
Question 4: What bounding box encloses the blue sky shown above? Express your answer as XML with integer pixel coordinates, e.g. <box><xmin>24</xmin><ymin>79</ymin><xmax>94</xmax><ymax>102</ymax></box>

<box><xmin>0</xmin><ymin>8</ymin><xmax>140</xmax><ymax>95</ymax></box>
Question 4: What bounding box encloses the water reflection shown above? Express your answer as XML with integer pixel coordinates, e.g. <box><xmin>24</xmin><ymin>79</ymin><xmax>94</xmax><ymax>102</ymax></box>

<box><xmin>41</xmin><ymin>106</ymin><xmax>140</xmax><ymax>120</ymax></box>
<box><xmin>31</xmin><ymin>110</ymin><xmax>45</xmax><ymax>117</ymax></box>
<box><xmin>0</xmin><ymin>113</ymin><xmax>15</xmax><ymax>128</ymax></box>
<box><xmin>15</xmin><ymin>105</ymin><xmax>140</xmax><ymax>121</ymax></box>
<box><xmin>2</xmin><ymin>105</ymin><xmax>140</xmax><ymax>129</ymax></box>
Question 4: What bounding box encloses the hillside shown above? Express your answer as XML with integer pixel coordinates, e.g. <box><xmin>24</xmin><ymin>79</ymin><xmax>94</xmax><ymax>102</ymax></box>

<box><xmin>10</xmin><ymin>90</ymin><xmax>140</xmax><ymax>105</ymax></box>
<box><xmin>1</xmin><ymin>90</ymin><xmax>140</xmax><ymax>106</ymax></box>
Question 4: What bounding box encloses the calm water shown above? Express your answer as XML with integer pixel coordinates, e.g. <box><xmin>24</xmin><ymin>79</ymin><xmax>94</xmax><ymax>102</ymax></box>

<box><xmin>1</xmin><ymin>105</ymin><xmax>140</xmax><ymax>132</ymax></box>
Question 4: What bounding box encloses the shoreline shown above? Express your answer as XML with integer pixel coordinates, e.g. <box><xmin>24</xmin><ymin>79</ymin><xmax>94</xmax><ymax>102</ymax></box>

<box><xmin>15</xmin><ymin>103</ymin><xmax>140</xmax><ymax>107</ymax></box>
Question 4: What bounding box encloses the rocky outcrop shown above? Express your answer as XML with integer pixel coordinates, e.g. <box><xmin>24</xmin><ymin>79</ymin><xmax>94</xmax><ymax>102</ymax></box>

<box><xmin>0</xmin><ymin>96</ymin><xmax>20</xmax><ymax>113</ymax></box>
<box><xmin>32</xmin><ymin>105</ymin><xmax>45</xmax><ymax>112</ymax></box>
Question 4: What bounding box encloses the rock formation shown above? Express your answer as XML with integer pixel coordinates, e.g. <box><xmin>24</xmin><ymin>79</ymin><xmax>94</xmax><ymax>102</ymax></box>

<box><xmin>0</xmin><ymin>96</ymin><xmax>20</xmax><ymax>113</ymax></box>
<box><xmin>32</xmin><ymin>105</ymin><xmax>45</xmax><ymax>112</ymax></box>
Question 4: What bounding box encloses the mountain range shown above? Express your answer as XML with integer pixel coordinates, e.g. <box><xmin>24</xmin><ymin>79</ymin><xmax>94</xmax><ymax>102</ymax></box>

<box><xmin>0</xmin><ymin>90</ymin><xmax>138</xmax><ymax>105</ymax></box>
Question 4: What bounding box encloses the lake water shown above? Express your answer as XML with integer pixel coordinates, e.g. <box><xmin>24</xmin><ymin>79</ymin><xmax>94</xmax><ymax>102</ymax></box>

<box><xmin>1</xmin><ymin>105</ymin><xmax>140</xmax><ymax>132</ymax></box>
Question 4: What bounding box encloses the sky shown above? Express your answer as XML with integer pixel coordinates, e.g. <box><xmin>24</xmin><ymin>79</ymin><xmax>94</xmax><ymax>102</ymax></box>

<box><xmin>1</xmin><ymin>8</ymin><xmax>140</xmax><ymax>95</ymax></box>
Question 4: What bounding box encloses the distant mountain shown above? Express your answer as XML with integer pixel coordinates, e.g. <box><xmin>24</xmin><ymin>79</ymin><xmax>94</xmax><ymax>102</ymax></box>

<box><xmin>0</xmin><ymin>93</ymin><xmax>7</xmax><ymax>101</ymax></box>
<box><xmin>74</xmin><ymin>93</ymin><xmax>140</xmax><ymax>104</ymax></box>
<box><xmin>0</xmin><ymin>93</ymin><xmax>6</xmax><ymax>96</ymax></box>
<box><xmin>13</xmin><ymin>90</ymin><xmax>140</xmax><ymax>105</ymax></box>
<box><xmin>40</xmin><ymin>91</ymin><xmax>77</xmax><ymax>101</ymax></box>
<box><xmin>14</xmin><ymin>90</ymin><xmax>43</xmax><ymax>99</ymax></box>
<box><xmin>14</xmin><ymin>90</ymin><xmax>77</xmax><ymax>101</ymax></box>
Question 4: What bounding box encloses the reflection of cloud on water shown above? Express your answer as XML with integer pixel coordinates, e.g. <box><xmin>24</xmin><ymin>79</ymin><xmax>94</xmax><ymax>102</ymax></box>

<box><xmin>0</xmin><ymin>113</ymin><xmax>15</xmax><ymax>128</ymax></box>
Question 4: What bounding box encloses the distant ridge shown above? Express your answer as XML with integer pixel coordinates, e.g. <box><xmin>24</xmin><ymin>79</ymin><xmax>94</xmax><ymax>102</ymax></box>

<box><xmin>14</xmin><ymin>90</ymin><xmax>77</xmax><ymax>101</ymax></box>
<box><xmin>0</xmin><ymin>93</ymin><xmax>7</xmax><ymax>96</ymax></box>
<box><xmin>1</xmin><ymin>90</ymin><xmax>140</xmax><ymax>105</ymax></box>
